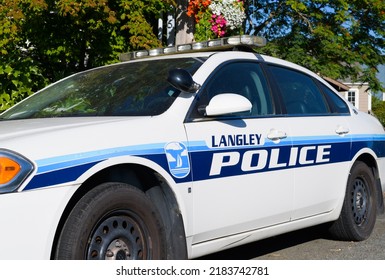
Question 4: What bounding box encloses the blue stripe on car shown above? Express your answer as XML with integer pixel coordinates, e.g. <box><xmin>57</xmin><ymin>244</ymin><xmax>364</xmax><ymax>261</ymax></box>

<box><xmin>22</xmin><ymin>135</ymin><xmax>385</xmax><ymax>191</ymax></box>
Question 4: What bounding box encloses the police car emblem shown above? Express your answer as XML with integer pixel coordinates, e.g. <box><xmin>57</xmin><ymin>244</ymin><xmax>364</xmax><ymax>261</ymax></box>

<box><xmin>164</xmin><ymin>142</ymin><xmax>190</xmax><ymax>178</ymax></box>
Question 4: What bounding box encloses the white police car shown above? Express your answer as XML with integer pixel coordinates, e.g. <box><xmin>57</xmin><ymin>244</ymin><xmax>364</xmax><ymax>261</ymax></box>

<box><xmin>0</xmin><ymin>36</ymin><xmax>385</xmax><ymax>260</ymax></box>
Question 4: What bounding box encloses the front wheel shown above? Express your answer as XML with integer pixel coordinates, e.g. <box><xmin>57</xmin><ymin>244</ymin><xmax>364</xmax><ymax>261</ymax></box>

<box><xmin>55</xmin><ymin>182</ymin><xmax>167</xmax><ymax>259</ymax></box>
<box><xmin>329</xmin><ymin>161</ymin><xmax>377</xmax><ymax>241</ymax></box>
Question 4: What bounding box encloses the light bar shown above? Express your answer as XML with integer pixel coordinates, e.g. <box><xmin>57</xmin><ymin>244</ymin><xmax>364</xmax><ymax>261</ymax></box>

<box><xmin>177</xmin><ymin>44</ymin><xmax>192</xmax><ymax>52</ymax></box>
<box><xmin>149</xmin><ymin>48</ymin><xmax>163</xmax><ymax>56</ymax></box>
<box><xmin>208</xmin><ymin>39</ymin><xmax>222</xmax><ymax>47</ymax></box>
<box><xmin>192</xmin><ymin>41</ymin><xmax>208</xmax><ymax>50</ymax></box>
<box><xmin>120</xmin><ymin>35</ymin><xmax>267</xmax><ymax>61</ymax></box>
<box><xmin>164</xmin><ymin>46</ymin><xmax>177</xmax><ymax>54</ymax></box>
<box><xmin>134</xmin><ymin>50</ymin><xmax>149</xmax><ymax>58</ymax></box>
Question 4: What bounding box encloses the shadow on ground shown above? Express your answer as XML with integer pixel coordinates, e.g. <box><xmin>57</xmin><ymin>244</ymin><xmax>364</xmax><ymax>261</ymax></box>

<box><xmin>196</xmin><ymin>224</ymin><xmax>333</xmax><ymax>260</ymax></box>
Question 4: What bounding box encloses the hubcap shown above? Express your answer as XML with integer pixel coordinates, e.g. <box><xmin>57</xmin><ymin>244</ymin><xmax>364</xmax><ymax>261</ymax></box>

<box><xmin>351</xmin><ymin>178</ymin><xmax>368</xmax><ymax>226</ymax></box>
<box><xmin>87</xmin><ymin>212</ymin><xmax>148</xmax><ymax>260</ymax></box>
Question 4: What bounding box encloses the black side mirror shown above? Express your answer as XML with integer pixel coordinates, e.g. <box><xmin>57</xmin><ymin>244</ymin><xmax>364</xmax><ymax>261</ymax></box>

<box><xmin>167</xmin><ymin>69</ymin><xmax>200</xmax><ymax>93</ymax></box>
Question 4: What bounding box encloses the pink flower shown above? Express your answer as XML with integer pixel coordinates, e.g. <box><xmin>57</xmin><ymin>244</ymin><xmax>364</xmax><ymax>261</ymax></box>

<box><xmin>210</xmin><ymin>14</ymin><xmax>227</xmax><ymax>37</ymax></box>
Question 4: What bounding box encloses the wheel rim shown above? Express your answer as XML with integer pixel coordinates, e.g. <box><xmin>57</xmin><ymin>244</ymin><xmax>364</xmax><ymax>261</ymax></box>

<box><xmin>351</xmin><ymin>178</ymin><xmax>369</xmax><ymax>226</ymax></box>
<box><xmin>87</xmin><ymin>211</ymin><xmax>150</xmax><ymax>260</ymax></box>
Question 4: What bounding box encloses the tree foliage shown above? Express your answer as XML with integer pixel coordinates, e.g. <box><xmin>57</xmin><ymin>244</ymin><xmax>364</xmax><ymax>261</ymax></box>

<box><xmin>0</xmin><ymin>0</ymin><xmax>174</xmax><ymax>111</ymax></box>
<box><xmin>372</xmin><ymin>95</ymin><xmax>385</xmax><ymax>126</ymax></box>
<box><xmin>1</xmin><ymin>0</ymin><xmax>385</xmax><ymax>112</ymax></box>
<box><xmin>245</xmin><ymin>0</ymin><xmax>385</xmax><ymax>92</ymax></box>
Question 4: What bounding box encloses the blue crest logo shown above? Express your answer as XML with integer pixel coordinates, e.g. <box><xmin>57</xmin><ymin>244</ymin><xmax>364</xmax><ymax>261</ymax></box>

<box><xmin>164</xmin><ymin>142</ymin><xmax>190</xmax><ymax>178</ymax></box>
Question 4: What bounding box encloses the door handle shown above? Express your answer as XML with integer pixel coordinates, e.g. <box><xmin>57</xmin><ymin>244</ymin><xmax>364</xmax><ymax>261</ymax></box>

<box><xmin>267</xmin><ymin>129</ymin><xmax>287</xmax><ymax>141</ymax></box>
<box><xmin>335</xmin><ymin>126</ymin><xmax>350</xmax><ymax>136</ymax></box>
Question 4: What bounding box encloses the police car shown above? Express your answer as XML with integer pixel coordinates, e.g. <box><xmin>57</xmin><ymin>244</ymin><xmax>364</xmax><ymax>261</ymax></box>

<box><xmin>0</xmin><ymin>35</ymin><xmax>385</xmax><ymax>260</ymax></box>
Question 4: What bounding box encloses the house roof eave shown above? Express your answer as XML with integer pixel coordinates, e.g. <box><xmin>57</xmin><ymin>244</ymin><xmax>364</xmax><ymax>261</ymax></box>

<box><xmin>322</xmin><ymin>76</ymin><xmax>350</xmax><ymax>92</ymax></box>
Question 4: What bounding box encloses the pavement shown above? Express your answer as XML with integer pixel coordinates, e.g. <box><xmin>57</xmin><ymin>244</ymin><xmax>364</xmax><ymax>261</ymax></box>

<box><xmin>201</xmin><ymin>207</ymin><xmax>385</xmax><ymax>260</ymax></box>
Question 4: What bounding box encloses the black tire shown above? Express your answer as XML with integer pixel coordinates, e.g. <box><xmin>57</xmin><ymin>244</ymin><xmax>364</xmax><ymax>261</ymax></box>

<box><xmin>55</xmin><ymin>182</ymin><xmax>167</xmax><ymax>260</ymax></box>
<box><xmin>329</xmin><ymin>161</ymin><xmax>377</xmax><ymax>241</ymax></box>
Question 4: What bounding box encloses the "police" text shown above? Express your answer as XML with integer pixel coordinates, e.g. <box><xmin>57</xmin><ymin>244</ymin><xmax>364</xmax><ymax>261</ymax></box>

<box><xmin>209</xmin><ymin>145</ymin><xmax>331</xmax><ymax>176</ymax></box>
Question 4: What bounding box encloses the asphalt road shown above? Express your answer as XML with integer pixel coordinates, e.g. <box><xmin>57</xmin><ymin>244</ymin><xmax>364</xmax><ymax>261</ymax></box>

<box><xmin>200</xmin><ymin>209</ymin><xmax>385</xmax><ymax>260</ymax></box>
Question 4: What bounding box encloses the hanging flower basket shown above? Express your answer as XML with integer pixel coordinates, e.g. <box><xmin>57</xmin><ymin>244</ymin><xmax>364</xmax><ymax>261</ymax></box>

<box><xmin>187</xmin><ymin>0</ymin><xmax>246</xmax><ymax>41</ymax></box>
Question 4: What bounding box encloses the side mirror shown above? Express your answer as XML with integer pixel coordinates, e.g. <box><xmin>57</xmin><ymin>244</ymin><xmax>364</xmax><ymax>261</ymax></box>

<box><xmin>167</xmin><ymin>69</ymin><xmax>200</xmax><ymax>93</ymax></box>
<box><xmin>204</xmin><ymin>94</ymin><xmax>252</xmax><ymax>116</ymax></box>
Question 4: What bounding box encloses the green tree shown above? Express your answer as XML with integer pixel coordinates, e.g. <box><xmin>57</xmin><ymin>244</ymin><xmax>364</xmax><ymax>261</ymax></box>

<box><xmin>245</xmin><ymin>0</ymin><xmax>385</xmax><ymax>92</ymax></box>
<box><xmin>0</xmin><ymin>0</ymin><xmax>174</xmax><ymax>111</ymax></box>
<box><xmin>0</xmin><ymin>0</ymin><xmax>48</xmax><ymax>110</ymax></box>
<box><xmin>3</xmin><ymin>0</ymin><xmax>385</xmax><ymax>112</ymax></box>
<box><xmin>372</xmin><ymin>95</ymin><xmax>385</xmax><ymax>127</ymax></box>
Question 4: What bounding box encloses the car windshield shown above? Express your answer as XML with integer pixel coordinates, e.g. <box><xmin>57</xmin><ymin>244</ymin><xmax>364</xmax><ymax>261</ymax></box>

<box><xmin>1</xmin><ymin>58</ymin><xmax>203</xmax><ymax>119</ymax></box>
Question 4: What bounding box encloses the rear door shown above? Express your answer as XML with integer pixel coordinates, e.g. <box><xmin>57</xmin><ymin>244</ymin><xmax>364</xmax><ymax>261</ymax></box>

<box><xmin>267</xmin><ymin>64</ymin><xmax>352</xmax><ymax>220</ymax></box>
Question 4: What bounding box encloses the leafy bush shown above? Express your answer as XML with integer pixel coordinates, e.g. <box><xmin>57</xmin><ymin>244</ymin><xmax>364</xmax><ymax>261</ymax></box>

<box><xmin>0</xmin><ymin>0</ymin><xmax>173</xmax><ymax>111</ymax></box>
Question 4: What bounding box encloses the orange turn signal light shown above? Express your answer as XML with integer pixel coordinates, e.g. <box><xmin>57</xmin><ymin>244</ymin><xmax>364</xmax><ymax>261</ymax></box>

<box><xmin>0</xmin><ymin>157</ymin><xmax>21</xmax><ymax>184</ymax></box>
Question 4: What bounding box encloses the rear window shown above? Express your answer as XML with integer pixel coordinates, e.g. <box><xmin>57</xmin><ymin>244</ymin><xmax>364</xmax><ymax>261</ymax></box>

<box><xmin>269</xmin><ymin>66</ymin><xmax>330</xmax><ymax>115</ymax></box>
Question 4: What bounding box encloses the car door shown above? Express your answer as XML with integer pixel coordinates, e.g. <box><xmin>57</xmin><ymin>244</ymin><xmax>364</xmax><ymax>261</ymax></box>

<box><xmin>267</xmin><ymin>64</ymin><xmax>352</xmax><ymax>220</ymax></box>
<box><xmin>184</xmin><ymin>61</ymin><xmax>295</xmax><ymax>244</ymax></box>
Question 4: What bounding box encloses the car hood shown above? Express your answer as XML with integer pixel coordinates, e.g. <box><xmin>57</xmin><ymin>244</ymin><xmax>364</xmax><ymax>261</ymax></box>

<box><xmin>0</xmin><ymin>117</ymin><xmax>156</xmax><ymax>159</ymax></box>
<box><xmin>0</xmin><ymin>117</ymin><xmax>138</xmax><ymax>139</ymax></box>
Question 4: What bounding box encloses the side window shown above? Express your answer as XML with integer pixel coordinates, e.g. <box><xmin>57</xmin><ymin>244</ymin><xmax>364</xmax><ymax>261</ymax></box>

<box><xmin>190</xmin><ymin>62</ymin><xmax>274</xmax><ymax>119</ymax></box>
<box><xmin>269</xmin><ymin>66</ymin><xmax>329</xmax><ymax>115</ymax></box>
<box><xmin>318</xmin><ymin>83</ymin><xmax>350</xmax><ymax>114</ymax></box>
